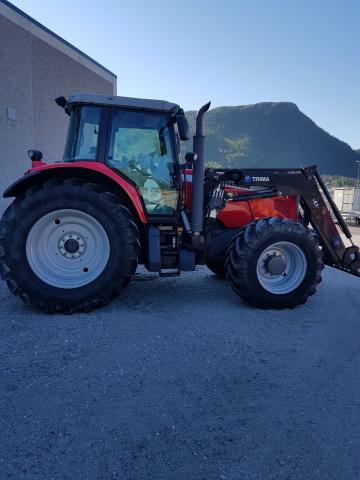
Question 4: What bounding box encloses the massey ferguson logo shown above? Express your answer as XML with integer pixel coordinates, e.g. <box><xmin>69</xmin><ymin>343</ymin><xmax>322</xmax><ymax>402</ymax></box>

<box><xmin>252</xmin><ymin>176</ymin><xmax>270</xmax><ymax>182</ymax></box>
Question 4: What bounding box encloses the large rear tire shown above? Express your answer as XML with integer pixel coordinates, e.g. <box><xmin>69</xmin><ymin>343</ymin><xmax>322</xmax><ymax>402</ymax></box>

<box><xmin>225</xmin><ymin>217</ymin><xmax>323</xmax><ymax>309</ymax></box>
<box><xmin>0</xmin><ymin>179</ymin><xmax>140</xmax><ymax>313</ymax></box>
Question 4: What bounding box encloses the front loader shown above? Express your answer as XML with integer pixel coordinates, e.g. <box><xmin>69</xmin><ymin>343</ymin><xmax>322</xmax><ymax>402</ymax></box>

<box><xmin>0</xmin><ymin>93</ymin><xmax>359</xmax><ymax>313</ymax></box>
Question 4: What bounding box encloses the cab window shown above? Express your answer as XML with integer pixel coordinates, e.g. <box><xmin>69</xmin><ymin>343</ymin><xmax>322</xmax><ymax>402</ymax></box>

<box><xmin>106</xmin><ymin>109</ymin><xmax>178</xmax><ymax>216</ymax></box>
<box><xmin>64</xmin><ymin>106</ymin><xmax>101</xmax><ymax>161</ymax></box>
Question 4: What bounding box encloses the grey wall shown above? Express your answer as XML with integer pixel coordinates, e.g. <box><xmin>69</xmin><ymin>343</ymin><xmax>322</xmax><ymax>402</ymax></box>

<box><xmin>0</xmin><ymin>14</ymin><xmax>115</xmax><ymax>213</ymax></box>
<box><xmin>0</xmin><ymin>15</ymin><xmax>33</xmax><ymax>213</ymax></box>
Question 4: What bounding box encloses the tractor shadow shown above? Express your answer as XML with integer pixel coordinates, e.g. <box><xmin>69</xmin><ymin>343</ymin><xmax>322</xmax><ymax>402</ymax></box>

<box><xmin>119</xmin><ymin>266</ymin><xmax>235</xmax><ymax>312</ymax></box>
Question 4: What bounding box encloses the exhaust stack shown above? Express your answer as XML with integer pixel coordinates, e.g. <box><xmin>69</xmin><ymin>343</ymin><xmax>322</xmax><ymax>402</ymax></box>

<box><xmin>191</xmin><ymin>101</ymin><xmax>211</xmax><ymax>243</ymax></box>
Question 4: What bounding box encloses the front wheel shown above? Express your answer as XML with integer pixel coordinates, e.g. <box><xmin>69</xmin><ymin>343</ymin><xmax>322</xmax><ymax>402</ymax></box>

<box><xmin>0</xmin><ymin>179</ymin><xmax>140</xmax><ymax>313</ymax></box>
<box><xmin>225</xmin><ymin>218</ymin><xmax>323</xmax><ymax>309</ymax></box>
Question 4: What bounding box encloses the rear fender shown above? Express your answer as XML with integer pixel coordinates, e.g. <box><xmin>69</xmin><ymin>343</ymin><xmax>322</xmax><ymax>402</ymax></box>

<box><xmin>3</xmin><ymin>162</ymin><xmax>147</xmax><ymax>224</ymax></box>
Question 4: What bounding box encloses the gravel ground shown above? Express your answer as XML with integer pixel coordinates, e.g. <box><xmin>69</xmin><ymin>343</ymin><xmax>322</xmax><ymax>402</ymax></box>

<box><xmin>1</xmin><ymin>246</ymin><xmax>360</xmax><ymax>479</ymax></box>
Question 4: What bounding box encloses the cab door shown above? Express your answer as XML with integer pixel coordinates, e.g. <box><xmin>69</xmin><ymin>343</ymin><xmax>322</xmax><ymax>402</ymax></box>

<box><xmin>105</xmin><ymin>108</ymin><xmax>179</xmax><ymax>218</ymax></box>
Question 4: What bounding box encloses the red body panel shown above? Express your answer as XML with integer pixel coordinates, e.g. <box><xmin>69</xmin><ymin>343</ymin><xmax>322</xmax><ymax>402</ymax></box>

<box><xmin>23</xmin><ymin>162</ymin><xmax>297</xmax><ymax>228</ymax></box>
<box><xmin>27</xmin><ymin>161</ymin><xmax>147</xmax><ymax>223</ymax></box>
<box><xmin>218</xmin><ymin>195</ymin><xmax>297</xmax><ymax>228</ymax></box>
<box><xmin>181</xmin><ymin>169</ymin><xmax>297</xmax><ymax>229</ymax></box>
<box><xmin>217</xmin><ymin>200</ymin><xmax>253</xmax><ymax>228</ymax></box>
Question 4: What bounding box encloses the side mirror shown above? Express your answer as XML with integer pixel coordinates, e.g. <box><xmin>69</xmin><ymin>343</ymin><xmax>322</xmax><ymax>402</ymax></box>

<box><xmin>55</xmin><ymin>96</ymin><xmax>67</xmax><ymax>108</ymax></box>
<box><xmin>176</xmin><ymin>113</ymin><xmax>190</xmax><ymax>141</ymax></box>
<box><xmin>55</xmin><ymin>96</ymin><xmax>70</xmax><ymax>116</ymax></box>
<box><xmin>184</xmin><ymin>152</ymin><xmax>197</xmax><ymax>167</ymax></box>
<box><xmin>28</xmin><ymin>150</ymin><xmax>43</xmax><ymax>161</ymax></box>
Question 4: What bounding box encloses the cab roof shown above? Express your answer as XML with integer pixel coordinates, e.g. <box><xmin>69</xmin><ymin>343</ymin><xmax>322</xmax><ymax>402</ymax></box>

<box><xmin>67</xmin><ymin>93</ymin><xmax>181</xmax><ymax>114</ymax></box>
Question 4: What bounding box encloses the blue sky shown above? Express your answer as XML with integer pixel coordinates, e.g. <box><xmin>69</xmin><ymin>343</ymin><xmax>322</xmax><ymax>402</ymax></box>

<box><xmin>10</xmin><ymin>0</ymin><xmax>360</xmax><ymax>149</ymax></box>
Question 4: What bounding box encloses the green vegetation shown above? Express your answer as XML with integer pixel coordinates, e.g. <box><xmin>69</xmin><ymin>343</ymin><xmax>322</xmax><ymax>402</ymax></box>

<box><xmin>183</xmin><ymin>102</ymin><xmax>360</xmax><ymax>178</ymax></box>
<box><xmin>322</xmin><ymin>175</ymin><xmax>359</xmax><ymax>188</ymax></box>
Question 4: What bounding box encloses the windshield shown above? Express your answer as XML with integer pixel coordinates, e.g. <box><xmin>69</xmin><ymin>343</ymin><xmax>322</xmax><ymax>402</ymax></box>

<box><xmin>63</xmin><ymin>106</ymin><xmax>101</xmax><ymax>161</ymax></box>
<box><xmin>106</xmin><ymin>109</ymin><xmax>178</xmax><ymax>216</ymax></box>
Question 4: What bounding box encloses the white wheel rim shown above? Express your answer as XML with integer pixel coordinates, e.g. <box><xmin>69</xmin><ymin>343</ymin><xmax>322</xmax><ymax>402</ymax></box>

<box><xmin>256</xmin><ymin>241</ymin><xmax>307</xmax><ymax>295</ymax></box>
<box><xmin>26</xmin><ymin>209</ymin><xmax>110</xmax><ymax>289</ymax></box>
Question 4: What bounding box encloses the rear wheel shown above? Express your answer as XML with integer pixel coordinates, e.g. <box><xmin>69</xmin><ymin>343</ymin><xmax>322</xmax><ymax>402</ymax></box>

<box><xmin>0</xmin><ymin>179</ymin><xmax>140</xmax><ymax>313</ymax></box>
<box><xmin>225</xmin><ymin>217</ymin><xmax>323</xmax><ymax>309</ymax></box>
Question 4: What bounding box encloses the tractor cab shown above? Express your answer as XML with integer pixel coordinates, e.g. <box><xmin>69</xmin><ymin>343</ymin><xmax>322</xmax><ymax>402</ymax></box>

<box><xmin>61</xmin><ymin>93</ymin><xmax>191</xmax><ymax>218</ymax></box>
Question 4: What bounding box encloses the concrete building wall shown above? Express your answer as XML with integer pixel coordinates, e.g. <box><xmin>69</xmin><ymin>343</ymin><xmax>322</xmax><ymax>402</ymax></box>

<box><xmin>0</xmin><ymin>15</ymin><xmax>34</xmax><ymax>213</ymax></box>
<box><xmin>0</xmin><ymin>1</ymin><xmax>117</xmax><ymax>213</ymax></box>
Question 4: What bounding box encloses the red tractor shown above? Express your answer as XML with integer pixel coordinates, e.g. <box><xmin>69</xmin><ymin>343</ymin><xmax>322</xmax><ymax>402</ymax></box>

<box><xmin>0</xmin><ymin>94</ymin><xmax>359</xmax><ymax>313</ymax></box>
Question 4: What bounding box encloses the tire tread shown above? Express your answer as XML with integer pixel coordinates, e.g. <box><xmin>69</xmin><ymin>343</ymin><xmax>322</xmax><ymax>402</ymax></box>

<box><xmin>225</xmin><ymin>217</ymin><xmax>324</xmax><ymax>309</ymax></box>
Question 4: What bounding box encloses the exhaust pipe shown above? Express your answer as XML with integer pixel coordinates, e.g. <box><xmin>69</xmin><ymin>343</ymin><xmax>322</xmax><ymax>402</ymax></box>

<box><xmin>191</xmin><ymin>101</ymin><xmax>211</xmax><ymax>243</ymax></box>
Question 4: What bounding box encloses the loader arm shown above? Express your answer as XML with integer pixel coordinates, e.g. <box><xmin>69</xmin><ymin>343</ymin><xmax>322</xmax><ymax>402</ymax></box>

<box><xmin>210</xmin><ymin>166</ymin><xmax>360</xmax><ymax>277</ymax></box>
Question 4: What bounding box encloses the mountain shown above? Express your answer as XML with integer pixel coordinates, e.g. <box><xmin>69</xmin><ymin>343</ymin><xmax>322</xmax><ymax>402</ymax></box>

<box><xmin>183</xmin><ymin>102</ymin><xmax>359</xmax><ymax>177</ymax></box>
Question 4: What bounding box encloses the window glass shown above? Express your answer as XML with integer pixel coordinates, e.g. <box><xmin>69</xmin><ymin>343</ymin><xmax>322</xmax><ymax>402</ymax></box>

<box><xmin>107</xmin><ymin>110</ymin><xmax>178</xmax><ymax>215</ymax></box>
<box><xmin>64</xmin><ymin>106</ymin><xmax>101</xmax><ymax>161</ymax></box>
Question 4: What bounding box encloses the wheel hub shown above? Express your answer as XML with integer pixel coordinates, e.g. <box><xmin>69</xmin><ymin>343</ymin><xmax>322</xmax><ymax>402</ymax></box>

<box><xmin>264</xmin><ymin>253</ymin><xmax>286</xmax><ymax>276</ymax></box>
<box><xmin>64</xmin><ymin>239</ymin><xmax>79</xmax><ymax>253</ymax></box>
<box><xmin>256</xmin><ymin>242</ymin><xmax>307</xmax><ymax>295</ymax></box>
<box><xmin>58</xmin><ymin>233</ymin><xmax>86</xmax><ymax>258</ymax></box>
